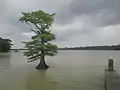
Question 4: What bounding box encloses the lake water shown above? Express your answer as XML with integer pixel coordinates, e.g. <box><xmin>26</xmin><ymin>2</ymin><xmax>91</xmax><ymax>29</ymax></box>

<box><xmin>0</xmin><ymin>50</ymin><xmax>120</xmax><ymax>90</ymax></box>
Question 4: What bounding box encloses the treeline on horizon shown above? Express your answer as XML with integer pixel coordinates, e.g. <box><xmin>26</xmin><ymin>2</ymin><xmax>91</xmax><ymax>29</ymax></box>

<box><xmin>0</xmin><ymin>37</ymin><xmax>12</xmax><ymax>52</ymax></box>
<box><xmin>13</xmin><ymin>44</ymin><xmax>120</xmax><ymax>50</ymax></box>
<box><xmin>59</xmin><ymin>45</ymin><xmax>120</xmax><ymax>50</ymax></box>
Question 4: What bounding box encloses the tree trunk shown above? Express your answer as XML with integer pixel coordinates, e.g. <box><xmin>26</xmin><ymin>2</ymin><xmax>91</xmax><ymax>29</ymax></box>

<box><xmin>36</xmin><ymin>51</ymin><xmax>49</xmax><ymax>70</ymax></box>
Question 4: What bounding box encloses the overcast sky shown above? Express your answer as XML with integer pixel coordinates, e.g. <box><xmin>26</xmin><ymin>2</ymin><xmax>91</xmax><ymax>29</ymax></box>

<box><xmin>1</xmin><ymin>0</ymin><xmax>120</xmax><ymax>48</ymax></box>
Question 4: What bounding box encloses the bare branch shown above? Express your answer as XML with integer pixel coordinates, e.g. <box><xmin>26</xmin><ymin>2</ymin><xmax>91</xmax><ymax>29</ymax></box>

<box><xmin>35</xmin><ymin>24</ymin><xmax>42</xmax><ymax>32</ymax></box>
<box><xmin>26</xmin><ymin>22</ymin><xmax>38</xmax><ymax>34</ymax></box>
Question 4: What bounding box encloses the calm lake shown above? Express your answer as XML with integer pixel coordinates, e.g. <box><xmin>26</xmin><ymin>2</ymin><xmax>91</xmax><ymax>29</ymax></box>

<box><xmin>0</xmin><ymin>50</ymin><xmax>120</xmax><ymax>90</ymax></box>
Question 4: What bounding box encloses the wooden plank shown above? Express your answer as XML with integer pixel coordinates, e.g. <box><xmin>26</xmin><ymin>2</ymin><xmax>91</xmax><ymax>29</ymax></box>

<box><xmin>105</xmin><ymin>70</ymin><xmax>120</xmax><ymax>90</ymax></box>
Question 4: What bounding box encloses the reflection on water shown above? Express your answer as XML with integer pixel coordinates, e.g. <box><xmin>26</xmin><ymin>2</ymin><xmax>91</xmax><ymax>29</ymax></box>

<box><xmin>26</xmin><ymin>70</ymin><xmax>57</xmax><ymax>90</ymax></box>
<box><xmin>0</xmin><ymin>53</ymin><xmax>11</xmax><ymax>70</ymax></box>
<box><xmin>1</xmin><ymin>50</ymin><xmax>120</xmax><ymax>90</ymax></box>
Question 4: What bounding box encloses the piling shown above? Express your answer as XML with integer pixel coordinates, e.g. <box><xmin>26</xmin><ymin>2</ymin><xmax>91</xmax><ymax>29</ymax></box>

<box><xmin>105</xmin><ymin>59</ymin><xmax>120</xmax><ymax>90</ymax></box>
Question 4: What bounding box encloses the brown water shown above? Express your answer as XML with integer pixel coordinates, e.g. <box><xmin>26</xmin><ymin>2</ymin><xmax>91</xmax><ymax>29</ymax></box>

<box><xmin>0</xmin><ymin>50</ymin><xmax>120</xmax><ymax>90</ymax></box>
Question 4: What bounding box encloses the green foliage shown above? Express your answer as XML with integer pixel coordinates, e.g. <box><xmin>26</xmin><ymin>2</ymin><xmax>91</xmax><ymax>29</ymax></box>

<box><xmin>19</xmin><ymin>10</ymin><xmax>58</xmax><ymax>62</ymax></box>
<box><xmin>0</xmin><ymin>37</ymin><xmax>12</xmax><ymax>52</ymax></box>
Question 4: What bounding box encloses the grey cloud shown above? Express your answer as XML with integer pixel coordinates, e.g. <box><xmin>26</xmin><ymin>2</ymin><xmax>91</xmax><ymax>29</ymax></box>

<box><xmin>56</xmin><ymin>29</ymin><xmax>92</xmax><ymax>41</ymax></box>
<box><xmin>56</xmin><ymin>0</ymin><xmax>120</xmax><ymax>26</ymax></box>
<box><xmin>0</xmin><ymin>0</ymin><xmax>120</xmax><ymax>48</ymax></box>
<box><xmin>53</xmin><ymin>22</ymin><xmax>95</xmax><ymax>42</ymax></box>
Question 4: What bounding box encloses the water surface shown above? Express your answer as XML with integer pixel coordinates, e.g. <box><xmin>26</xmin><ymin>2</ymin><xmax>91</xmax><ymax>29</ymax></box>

<box><xmin>0</xmin><ymin>50</ymin><xmax>120</xmax><ymax>90</ymax></box>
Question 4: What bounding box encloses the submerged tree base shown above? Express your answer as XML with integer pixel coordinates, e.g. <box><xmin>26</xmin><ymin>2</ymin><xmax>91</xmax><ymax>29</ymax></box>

<box><xmin>36</xmin><ymin>64</ymin><xmax>49</xmax><ymax>70</ymax></box>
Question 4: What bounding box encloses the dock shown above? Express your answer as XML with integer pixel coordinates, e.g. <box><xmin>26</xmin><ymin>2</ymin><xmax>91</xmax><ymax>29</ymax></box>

<box><xmin>105</xmin><ymin>59</ymin><xmax>120</xmax><ymax>90</ymax></box>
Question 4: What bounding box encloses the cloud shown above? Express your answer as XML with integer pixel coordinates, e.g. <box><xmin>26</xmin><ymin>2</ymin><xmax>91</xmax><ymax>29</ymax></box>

<box><xmin>56</xmin><ymin>0</ymin><xmax>120</xmax><ymax>26</ymax></box>
<box><xmin>0</xmin><ymin>0</ymin><xmax>120</xmax><ymax>48</ymax></box>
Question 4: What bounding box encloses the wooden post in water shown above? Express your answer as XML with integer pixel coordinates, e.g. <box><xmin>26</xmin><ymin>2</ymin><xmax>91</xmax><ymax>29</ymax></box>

<box><xmin>105</xmin><ymin>59</ymin><xmax>120</xmax><ymax>90</ymax></box>
<box><xmin>108</xmin><ymin>59</ymin><xmax>114</xmax><ymax>71</ymax></box>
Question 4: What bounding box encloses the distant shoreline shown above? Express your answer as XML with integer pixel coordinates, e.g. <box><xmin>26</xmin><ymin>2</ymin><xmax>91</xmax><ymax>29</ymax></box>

<box><xmin>11</xmin><ymin>45</ymin><xmax>120</xmax><ymax>50</ymax></box>
<box><xmin>59</xmin><ymin>45</ymin><xmax>120</xmax><ymax>50</ymax></box>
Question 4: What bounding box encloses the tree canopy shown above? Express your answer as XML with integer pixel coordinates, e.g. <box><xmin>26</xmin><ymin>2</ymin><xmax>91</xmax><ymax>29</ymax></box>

<box><xmin>0</xmin><ymin>37</ymin><xmax>12</xmax><ymax>52</ymax></box>
<box><xmin>19</xmin><ymin>10</ymin><xmax>58</xmax><ymax>70</ymax></box>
